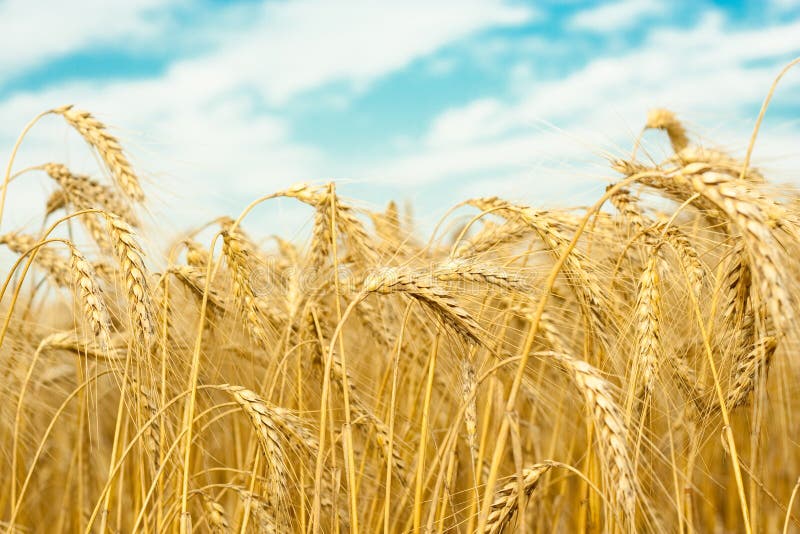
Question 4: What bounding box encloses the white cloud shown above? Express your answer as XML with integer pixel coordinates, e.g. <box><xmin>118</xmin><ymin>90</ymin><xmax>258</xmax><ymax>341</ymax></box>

<box><xmin>427</xmin><ymin>98</ymin><xmax>507</xmax><ymax>147</ymax></box>
<box><xmin>568</xmin><ymin>0</ymin><xmax>666</xmax><ymax>32</ymax></box>
<box><xmin>0</xmin><ymin>0</ymin><xmax>178</xmax><ymax>77</ymax></box>
<box><xmin>769</xmin><ymin>0</ymin><xmax>800</xmax><ymax>11</ymax></box>
<box><xmin>0</xmin><ymin>0</ymin><xmax>532</xmax><ymax>241</ymax></box>
<box><xmin>370</xmin><ymin>12</ymin><xmax>800</xmax><ymax>202</ymax></box>
<box><xmin>170</xmin><ymin>0</ymin><xmax>532</xmax><ymax>105</ymax></box>
<box><xmin>3</xmin><ymin>0</ymin><xmax>798</xmax><ymax>246</ymax></box>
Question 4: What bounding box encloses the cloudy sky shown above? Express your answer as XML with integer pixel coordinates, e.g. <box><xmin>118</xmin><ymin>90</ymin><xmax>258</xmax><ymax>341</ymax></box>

<box><xmin>1</xmin><ymin>0</ymin><xmax>799</xmax><ymax>243</ymax></box>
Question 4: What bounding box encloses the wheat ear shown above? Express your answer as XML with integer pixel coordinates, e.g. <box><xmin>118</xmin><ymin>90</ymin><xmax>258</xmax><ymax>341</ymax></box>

<box><xmin>725</xmin><ymin>335</ymin><xmax>777</xmax><ymax>411</ymax></box>
<box><xmin>107</xmin><ymin>215</ymin><xmax>155</xmax><ymax>345</ymax></box>
<box><xmin>434</xmin><ymin>258</ymin><xmax>529</xmax><ymax>292</ymax></box>
<box><xmin>634</xmin><ymin>253</ymin><xmax>662</xmax><ymax>398</ymax></box>
<box><xmin>53</xmin><ymin>106</ymin><xmax>144</xmax><ymax>202</ymax></box>
<box><xmin>0</xmin><ymin>232</ymin><xmax>70</xmax><ymax>286</ymax></box>
<box><xmin>363</xmin><ymin>267</ymin><xmax>484</xmax><ymax>345</ymax></box>
<box><xmin>484</xmin><ymin>461</ymin><xmax>555</xmax><ymax>534</ymax></box>
<box><xmin>221</xmin><ymin>225</ymin><xmax>270</xmax><ymax>347</ymax></box>
<box><xmin>68</xmin><ymin>244</ymin><xmax>112</xmax><ymax>348</ymax></box>
<box><xmin>201</xmin><ymin>494</ymin><xmax>230</xmax><ymax>534</ymax></box>
<box><xmin>54</xmin><ymin>105</ymin><xmax>145</xmax><ymax>201</ymax></box>
<box><xmin>646</xmin><ymin>108</ymin><xmax>689</xmax><ymax>153</ymax></box>
<box><xmin>543</xmin><ymin>351</ymin><xmax>637</xmax><ymax>522</ymax></box>
<box><xmin>673</xmin><ymin>167</ymin><xmax>792</xmax><ymax>327</ymax></box>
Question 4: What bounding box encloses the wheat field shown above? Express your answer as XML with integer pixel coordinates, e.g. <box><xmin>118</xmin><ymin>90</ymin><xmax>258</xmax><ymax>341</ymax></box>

<box><xmin>1</xmin><ymin>64</ymin><xmax>799</xmax><ymax>533</ymax></box>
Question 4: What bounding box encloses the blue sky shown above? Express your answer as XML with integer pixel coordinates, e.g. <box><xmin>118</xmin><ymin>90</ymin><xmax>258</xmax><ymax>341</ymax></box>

<box><xmin>1</xmin><ymin>0</ymin><xmax>799</xmax><ymax>243</ymax></box>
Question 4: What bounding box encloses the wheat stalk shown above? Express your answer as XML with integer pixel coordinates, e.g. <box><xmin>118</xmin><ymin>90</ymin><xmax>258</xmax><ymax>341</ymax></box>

<box><xmin>433</xmin><ymin>258</ymin><xmax>529</xmax><ymax>292</ymax></box>
<box><xmin>467</xmin><ymin>196</ymin><xmax>611</xmax><ymax>347</ymax></box>
<box><xmin>234</xmin><ymin>487</ymin><xmax>279</xmax><ymax>534</ymax></box>
<box><xmin>484</xmin><ymin>461</ymin><xmax>555</xmax><ymax>534</ymax></box>
<box><xmin>43</xmin><ymin>163</ymin><xmax>136</xmax><ymax>223</ymax></box>
<box><xmin>634</xmin><ymin>253</ymin><xmax>662</xmax><ymax>398</ymax></box>
<box><xmin>363</xmin><ymin>266</ymin><xmax>484</xmax><ymax>345</ymax></box>
<box><xmin>725</xmin><ymin>335</ymin><xmax>777</xmax><ymax>411</ymax></box>
<box><xmin>68</xmin><ymin>244</ymin><xmax>112</xmax><ymax>348</ymax></box>
<box><xmin>0</xmin><ymin>232</ymin><xmax>70</xmax><ymax>285</ymax></box>
<box><xmin>45</xmin><ymin>189</ymin><xmax>67</xmax><ymax>216</ymax></box>
<box><xmin>221</xmin><ymin>385</ymin><xmax>290</xmax><ymax>520</ymax></box>
<box><xmin>201</xmin><ymin>494</ymin><xmax>230</xmax><ymax>534</ymax></box>
<box><xmin>672</xmin><ymin>166</ymin><xmax>792</xmax><ymax>327</ymax></box>
<box><xmin>542</xmin><ymin>351</ymin><xmax>637</xmax><ymax>522</ymax></box>
<box><xmin>221</xmin><ymin>385</ymin><xmax>318</xmax><ymax>518</ymax></box>
<box><xmin>107</xmin><ymin>215</ymin><xmax>155</xmax><ymax>345</ymax></box>
<box><xmin>168</xmin><ymin>265</ymin><xmax>227</xmax><ymax>314</ymax></box>
<box><xmin>454</xmin><ymin>218</ymin><xmax>530</xmax><ymax>257</ymax></box>
<box><xmin>53</xmin><ymin>106</ymin><xmax>145</xmax><ymax>201</ymax></box>
<box><xmin>646</xmin><ymin>108</ymin><xmax>689</xmax><ymax>153</ymax></box>
<box><xmin>221</xmin><ymin>224</ymin><xmax>270</xmax><ymax>347</ymax></box>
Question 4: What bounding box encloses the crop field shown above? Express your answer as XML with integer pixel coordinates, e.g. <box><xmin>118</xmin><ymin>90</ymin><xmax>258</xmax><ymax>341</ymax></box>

<box><xmin>1</xmin><ymin>64</ymin><xmax>799</xmax><ymax>533</ymax></box>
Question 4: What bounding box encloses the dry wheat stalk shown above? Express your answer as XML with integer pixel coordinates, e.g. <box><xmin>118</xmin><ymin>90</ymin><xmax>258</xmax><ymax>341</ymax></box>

<box><xmin>222</xmin><ymin>387</ymin><xmax>318</xmax><ymax>482</ymax></box>
<box><xmin>461</xmin><ymin>359</ymin><xmax>479</xmax><ymax>460</ymax></box>
<box><xmin>328</xmin><ymin>193</ymin><xmax>376</xmax><ymax>265</ymax></box>
<box><xmin>657</xmin><ymin>223</ymin><xmax>705</xmax><ymax>296</ymax></box>
<box><xmin>363</xmin><ymin>267</ymin><xmax>483</xmax><ymax>345</ymax></box>
<box><xmin>184</xmin><ymin>240</ymin><xmax>210</xmax><ymax>269</ymax></box>
<box><xmin>725</xmin><ymin>335</ymin><xmax>777</xmax><ymax>411</ymax></box>
<box><xmin>283</xmin><ymin>183</ymin><xmax>376</xmax><ymax>265</ymax></box>
<box><xmin>308</xmin><ymin>203</ymin><xmax>332</xmax><ymax>270</ymax></box>
<box><xmin>234</xmin><ymin>487</ymin><xmax>278</xmax><ymax>534</ymax></box>
<box><xmin>646</xmin><ymin>108</ymin><xmax>689</xmax><ymax>153</ymax></box>
<box><xmin>634</xmin><ymin>253</ymin><xmax>662</xmax><ymax>397</ymax></box>
<box><xmin>45</xmin><ymin>189</ymin><xmax>67</xmax><ymax>216</ymax></box>
<box><xmin>454</xmin><ymin>218</ymin><xmax>530</xmax><ymax>257</ymax></box>
<box><xmin>41</xmin><ymin>330</ymin><xmax>125</xmax><ymax>362</ymax></box>
<box><xmin>433</xmin><ymin>258</ymin><xmax>529</xmax><ymax>292</ymax></box>
<box><xmin>53</xmin><ymin>105</ymin><xmax>145</xmax><ymax>201</ymax></box>
<box><xmin>467</xmin><ymin>196</ymin><xmax>611</xmax><ymax>347</ymax></box>
<box><xmin>269</xmin><ymin>404</ymin><xmax>320</xmax><ymax>456</ymax></box>
<box><xmin>201</xmin><ymin>494</ymin><xmax>230</xmax><ymax>534</ymax></box>
<box><xmin>371</xmin><ymin>200</ymin><xmax>402</xmax><ymax>246</ymax></box>
<box><xmin>673</xmin><ymin>146</ymin><xmax>765</xmax><ymax>184</ymax></box>
<box><xmin>0</xmin><ymin>232</ymin><xmax>70</xmax><ymax>285</ymax></box>
<box><xmin>538</xmin><ymin>310</ymin><xmax>568</xmax><ymax>354</ymax></box>
<box><xmin>484</xmin><ymin>461</ymin><xmax>555</xmax><ymax>534</ymax></box>
<box><xmin>667</xmin><ymin>349</ymin><xmax>709</xmax><ymax>411</ymax></box>
<box><xmin>169</xmin><ymin>266</ymin><xmax>227</xmax><ymax>314</ymax></box>
<box><xmin>543</xmin><ymin>351</ymin><xmax>637</xmax><ymax>522</ymax></box>
<box><xmin>43</xmin><ymin>163</ymin><xmax>137</xmax><ymax>224</ymax></box>
<box><xmin>221</xmin><ymin>385</ymin><xmax>290</xmax><ymax>520</ymax></box>
<box><xmin>220</xmin><ymin>384</ymin><xmax>316</xmax><ymax>455</ymax></box>
<box><xmin>671</xmin><ymin>166</ymin><xmax>792</xmax><ymax>327</ymax></box>
<box><xmin>221</xmin><ymin>226</ymin><xmax>270</xmax><ymax>347</ymax></box>
<box><xmin>68</xmin><ymin>245</ymin><xmax>112</xmax><ymax>348</ymax></box>
<box><xmin>610</xmin><ymin>188</ymin><xmax>706</xmax><ymax>297</ymax></box>
<box><xmin>132</xmin><ymin>378</ymin><xmax>161</xmax><ymax>470</ymax></box>
<box><xmin>719</xmin><ymin>240</ymin><xmax>754</xmax><ymax>343</ymax></box>
<box><xmin>611</xmin><ymin>158</ymin><xmax>651</xmax><ymax>177</ymax></box>
<box><xmin>107</xmin><ymin>215</ymin><xmax>155</xmax><ymax>345</ymax></box>
<box><xmin>610</xmin><ymin>187</ymin><xmax>647</xmax><ymax>232</ymax></box>
<box><xmin>623</xmin><ymin>167</ymin><xmax>725</xmax><ymax>225</ymax></box>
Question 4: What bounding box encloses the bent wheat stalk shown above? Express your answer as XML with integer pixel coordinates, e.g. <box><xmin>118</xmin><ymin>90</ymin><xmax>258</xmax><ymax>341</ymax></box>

<box><xmin>54</xmin><ymin>106</ymin><xmax>145</xmax><ymax>201</ymax></box>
